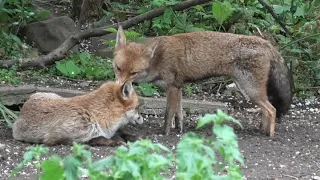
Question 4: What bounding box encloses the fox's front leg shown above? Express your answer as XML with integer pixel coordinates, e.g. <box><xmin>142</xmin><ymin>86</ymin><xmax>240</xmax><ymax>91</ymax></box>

<box><xmin>164</xmin><ymin>86</ymin><xmax>179</xmax><ymax>135</ymax></box>
<box><xmin>88</xmin><ymin>136</ymin><xmax>126</xmax><ymax>147</ymax></box>
<box><xmin>174</xmin><ymin>88</ymin><xmax>183</xmax><ymax>133</ymax></box>
<box><xmin>116</xmin><ymin>127</ymin><xmax>141</xmax><ymax>142</ymax></box>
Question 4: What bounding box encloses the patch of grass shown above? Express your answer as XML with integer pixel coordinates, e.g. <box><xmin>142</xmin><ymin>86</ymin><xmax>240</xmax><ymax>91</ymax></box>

<box><xmin>135</xmin><ymin>83</ymin><xmax>159</xmax><ymax>97</ymax></box>
<box><xmin>0</xmin><ymin>67</ymin><xmax>22</xmax><ymax>85</ymax></box>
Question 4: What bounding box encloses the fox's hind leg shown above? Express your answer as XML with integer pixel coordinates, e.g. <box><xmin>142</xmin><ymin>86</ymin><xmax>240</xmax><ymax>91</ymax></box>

<box><xmin>174</xmin><ymin>88</ymin><xmax>184</xmax><ymax>133</ymax></box>
<box><xmin>233</xmin><ymin>68</ymin><xmax>276</xmax><ymax>136</ymax></box>
<box><xmin>164</xmin><ymin>85</ymin><xmax>180</xmax><ymax>135</ymax></box>
<box><xmin>256</xmin><ymin>100</ymin><xmax>276</xmax><ymax>136</ymax></box>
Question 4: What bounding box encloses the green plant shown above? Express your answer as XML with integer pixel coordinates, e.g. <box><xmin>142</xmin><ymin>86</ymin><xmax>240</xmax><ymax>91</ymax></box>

<box><xmin>0</xmin><ymin>99</ymin><xmax>18</xmax><ymax>128</ymax></box>
<box><xmin>212</xmin><ymin>1</ymin><xmax>233</xmax><ymax>30</ymax></box>
<box><xmin>56</xmin><ymin>60</ymin><xmax>81</xmax><ymax>78</ymax></box>
<box><xmin>0</xmin><ymin>0</ymin><xmax>50</xmax><ymax>33</ymax></box>
<box><xmin>55</xmin><ymin>52</ymin><xmax>115</xmax><ymax>80</ymax></box>
<box><xmin>11</xmin><ymin>110</ymin><xmax>244</xmax><ymax>180</ymax></box>
<box><xmin>136</xmin><ymin>83</ymin><xmax>159</xmax><ymax>97</ymax></box>
<box><xmin>0</xmin><ymin>67</ymin><xmax>22</xmax><ymax>85</ymax></box>
<box><xmin>0</xmin><ymin>31</ymin><xmax>23</xmax><ymax>59</ymax></box>
<box><xmin>11</xmin><ymin>145</ymin><xmax>49</xmax><ymax>180</ymax></box>
<box><xmin>184</xmin><ymin>85</ymin><xmax>195</xmax><ymax>97</ymax></box>
<box><xmin>104</xmin><ymin>27</ymin><xmax>147</xmax><ymax>47</ymax></box>
<box><xmin>0</xmin><ymin>0</ymin><xmax>49</xmax><ymax>60</ymax></box>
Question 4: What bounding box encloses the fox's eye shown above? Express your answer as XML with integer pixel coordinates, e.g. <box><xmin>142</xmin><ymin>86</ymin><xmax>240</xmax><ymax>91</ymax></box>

<box><xmin>130</xmin><ymin>72</ymin><xmax>138</xmax><ymax>76</ymax></box>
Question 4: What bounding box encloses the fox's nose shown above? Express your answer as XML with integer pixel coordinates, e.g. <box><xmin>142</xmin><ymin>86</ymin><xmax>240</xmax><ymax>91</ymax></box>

<box><xmin>115</xmin><ymin>77</ymin><xmax>126</xmax><ymax>85</ymax></box>
<box><xmin>136</xmin><ymin>115</ymin><xmax>144</xmax><ymax>125</ymax></box>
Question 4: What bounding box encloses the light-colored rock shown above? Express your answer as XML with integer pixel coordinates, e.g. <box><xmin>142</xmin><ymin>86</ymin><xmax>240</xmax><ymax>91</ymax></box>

<box><xmin>0</xmin><ymin>84</ymin><xmax>37</xmax><ymax>106</ymax></box>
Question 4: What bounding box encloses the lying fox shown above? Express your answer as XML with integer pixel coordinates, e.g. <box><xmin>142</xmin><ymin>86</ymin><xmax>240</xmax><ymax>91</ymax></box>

<box><xmin>112</xmin><ymin>25</ymin><xmax>293</xmax><ymax>137</ymax></box>
<box><xmin>12</xmin><ymin>81</ymin><xmax>143</xmax><ymax>146</ymax></box>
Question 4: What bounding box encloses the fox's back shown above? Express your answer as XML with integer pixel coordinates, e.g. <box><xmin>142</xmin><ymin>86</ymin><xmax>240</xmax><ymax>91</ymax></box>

<box><xmin>146</xmin><ymin>31</ymin><xmax>275</xmax><ymax>81</ymax></box>
<box><xmin>19</xmin><ymin>97</ymin><xmax>77</xmax><ymax>124</ymax></box>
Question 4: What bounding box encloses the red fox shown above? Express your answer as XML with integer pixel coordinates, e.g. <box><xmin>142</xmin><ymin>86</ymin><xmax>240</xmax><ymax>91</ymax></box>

<box><xmin>112</xmin><ymin>25</ymin><xmax>293</xmax><ymax>137</ymax></box>
<box><xmin>12</xmin><ymin>81</ymin><xmax>143</xmax><ymax>146</ymax></box>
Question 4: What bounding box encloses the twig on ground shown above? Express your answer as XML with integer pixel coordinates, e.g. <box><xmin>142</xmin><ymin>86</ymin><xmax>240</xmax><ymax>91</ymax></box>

<box><xmin>282</xmin><ymin>174</ymin><xmax>299</xmax><ymax>179</ymax></box>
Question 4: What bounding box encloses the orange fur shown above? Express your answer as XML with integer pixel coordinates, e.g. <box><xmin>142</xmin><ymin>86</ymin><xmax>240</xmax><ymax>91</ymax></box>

<box><xmin>12</xmin><ymin>81</ymin><xmax>143</xmax><ymax>146</ymax></box>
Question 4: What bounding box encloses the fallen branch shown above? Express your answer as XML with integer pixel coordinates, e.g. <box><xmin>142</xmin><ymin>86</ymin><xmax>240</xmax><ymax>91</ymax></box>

<box><xmin>0</xmin><ymin>0</ymin><xmax>211</xmax><ymax>69</ymax></box>
<box><xmin>257</xmin><ymin>0</ymin><xmax>293</xmax><ymax>37</ymax></box>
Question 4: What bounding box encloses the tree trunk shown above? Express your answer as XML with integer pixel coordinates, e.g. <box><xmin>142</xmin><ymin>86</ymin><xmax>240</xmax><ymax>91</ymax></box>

<box><xmin>72</xmin><ymin>0</ymin><xmax>83</xmax><ymax>20</ymax></box>
<box><xmin>72</xmin><ymin>0</ymin><xmax>103</xmax><ymax>27</ymax></box>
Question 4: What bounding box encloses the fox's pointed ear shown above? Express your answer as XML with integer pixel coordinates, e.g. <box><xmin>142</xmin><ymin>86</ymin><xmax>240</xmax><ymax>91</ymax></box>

<box><xmin>143</xmin><ymin>41</ymin><xmax>159</xmax><ymax>59</ymax></box>
<box><xmin>116</xmin><ymin>25</ymin><xmax>126</xmax><ymax>49</ymax></box>
<box><xmin>121</xmin><ymin>80</ymin><xmax>133</xmax><ymax>99</ymax></box>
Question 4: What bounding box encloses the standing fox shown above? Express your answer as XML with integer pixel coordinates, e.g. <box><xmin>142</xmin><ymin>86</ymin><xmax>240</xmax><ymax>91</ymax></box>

<box><xmin>112</xmin><ymin>25</ymin><xmax>293</xmax><ymax>137</ymax></box>
<box><xmin>12</xmin><ymin>81</ymin><xmax>143</xmax><ymax>146</ymax></box>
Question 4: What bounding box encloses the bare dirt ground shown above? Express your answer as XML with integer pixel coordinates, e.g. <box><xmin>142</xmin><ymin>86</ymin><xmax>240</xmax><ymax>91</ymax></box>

<box><xmin>0</xmin><ymin>95</ymin><xmax>319</xmax><ymax>180</ymax></box>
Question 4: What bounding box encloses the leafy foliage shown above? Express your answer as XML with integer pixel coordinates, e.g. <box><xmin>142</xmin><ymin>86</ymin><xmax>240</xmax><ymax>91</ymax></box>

<box><xmin>55</xmin><ymin>52</ymin><xmax>115</xmax><ymax>80</ymax></box>
<box><xmin>11</xmin><ymin>110</ymin><xmax>244</xmax><ymax>180</ymax></box>
<box><xmin>0</xmin><ymin>98</ymin><xmax>18</xmax><ymax>128</ymax></box>
<box><xmin>0</xmin><ymin>0</ymin><xmax>50</xmax><ymax>60</ymax></box>
<box><xmin>136</xmin><ymin>83</ymin><xmax>159</xmax><ymax>97</ymax></box>
<box><xmin>0</xmin><ymin>67</ymin><xmax>21</xmax><ymax>85</ymax></box>
<box><xmin>0</xmin><ymin>31</ymin><xmax>23</xmax><ymax>60</ymax></box>
<box><xmin>0</xmin><ymin>0</ymin><xmax>50</xmax><ymax>32</ymax></box>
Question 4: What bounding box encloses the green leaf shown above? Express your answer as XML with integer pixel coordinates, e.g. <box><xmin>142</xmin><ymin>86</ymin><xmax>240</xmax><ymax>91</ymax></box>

<box><xmin>65</xmin><ymin>61</ymin><xmax>81</xmax><ymax>78</ymax></box>
<box><xmin>92</xmin><ymin>157</ymin><xmax>114</xmax><ymax>171</ymax></box>
<box><xmin>293</xmin><ymin>6</ymin><xmax>304</xmax><ymax>17</ymax></box>
<box><xmin>79</xmin><ymin>52</ymin><xmax>90</xmax><ymax>61</ymax></box>
<box><xmin>212</xmin><ymin>1</ymin><xmax>232</xmax><ymax>25</ymax></box>
<box><xmin>63</xmin><ymin>155</ymin><xmax>82</xmax><ymax>180</ymax></box>
<box><xmin>41</xmin><ymin>156</ymin><xmax>64</xmax><ymax>180</ymax></box>
<box><xmin>193</xmin><ymin>5</ymin><xmax>205</xmax><ymax>12</ymax></box>
<box><xmin>56</xmin><ymin>62</ymin><xmax>68</xmax><ymax>76</ymax></box>
<box><xmin>148</xmin><ymin>154</ymin><xmax>171</xmax><ymax>169</ymax></box>
<box><xmin>9</xmin><ymin>34</ymin><xmax>21</xmax><ymax>45</ymax></box>
<box><xmin>105</xmin><ymin>27</ymin><xmax>118</xmax><ymax>33</ymax></box>
<box><xmin>214</xmin><ymin>125</ymin><xmax>237</xmax><ymax>144</ymax></box>
<box><xmin>137</xmin><ymin>83</ymin><xmax>158</xmax><ymax>97</ymax></box>
<box><xmin>272</xmin><ymin>5</ymin><xmax>283</xmax><ymax>14</ymax></box>
<box><xmin>155</xmin><ymin>143</ymin><xmax>171</xmax><ymax>152</ymax></box>
<box><xmin>197</xmin><ymin>114</ymin><xmax>216</xmax><ymax>129</ymax></box>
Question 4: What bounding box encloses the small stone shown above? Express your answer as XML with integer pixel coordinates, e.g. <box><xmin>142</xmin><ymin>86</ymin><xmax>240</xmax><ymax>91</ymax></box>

<box><xmin>79</xmin><ymin>81</ymin><xmax>90</xmax><ymax>88</ymax></box>
<box><xmin>312</xmin><ymin>176</ymin><xmax>320</xmax><ymax>180</ymax></box>
<box><xmin>0</xmin><ymin>143</ymin><xmax>5</xmax><ymax>151</ymax></box>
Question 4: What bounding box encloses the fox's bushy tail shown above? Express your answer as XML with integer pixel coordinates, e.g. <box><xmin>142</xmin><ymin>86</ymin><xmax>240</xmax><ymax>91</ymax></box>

<box><xmin>267</xmin><ymin>56</ymin><xmax>293</xmax><ymax>121</ymax></box>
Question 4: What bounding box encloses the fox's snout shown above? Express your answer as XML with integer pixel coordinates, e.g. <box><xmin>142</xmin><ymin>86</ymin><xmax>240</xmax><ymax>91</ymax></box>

<box><xmin>125</xmin><ymin>109</ymin><xmax>144</xmax><ymax>125</ymax></box>
<box><xmin>134</xmin><ymin>115</ymin><xmax>144</xmax><ymax>125</ymax></box>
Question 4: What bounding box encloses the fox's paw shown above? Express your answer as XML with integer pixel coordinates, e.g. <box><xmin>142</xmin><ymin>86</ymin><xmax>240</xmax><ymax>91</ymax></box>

<box><xmin>259</xmin><ymin>122</ymin><xmax>275</xmax><ymax>137</ymax></box>
<box><xmin>113</xmin><ymin>140</ymin><xmax>128</xmax><ymax>147</ymax></box>
<box><xmin>122</xmin><ymin>134</ymin><xmax>141</xmax><ymax>142</ymax></box>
